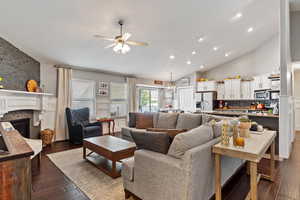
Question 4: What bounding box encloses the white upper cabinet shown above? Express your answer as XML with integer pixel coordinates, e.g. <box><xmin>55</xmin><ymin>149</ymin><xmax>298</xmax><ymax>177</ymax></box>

<box><xmin>217</xmin><ymin>83</ymin><xmax>225</xmax><ymax>100</ymax></box>
<box><xmin>241</xmin><ymin>81</ymin><xmax>254</xmax><ymax>99</ymax></box>
<box><xmin>197</xmin><ymin>81</ymin><xmax>217</xmax><ymax>92</ymax></box>
<box><xmin>224</xmin><ymin>79</ymin><xmax>241</xmax><ymax>100</ymax></box>
<box><xmin>253</xmin><ymin>74</ymin><xmax>271</xmax><ymax>91</ymax></box>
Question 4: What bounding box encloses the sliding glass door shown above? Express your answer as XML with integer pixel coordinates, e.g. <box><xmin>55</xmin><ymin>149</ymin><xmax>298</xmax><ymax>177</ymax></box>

<box><xmin>139</xmin><ymin>88</ymin><xmax>159</xmax><ymax>112</ymax></box>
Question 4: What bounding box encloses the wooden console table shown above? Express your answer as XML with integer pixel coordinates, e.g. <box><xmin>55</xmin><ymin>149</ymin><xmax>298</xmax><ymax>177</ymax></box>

<box><xmin>97</xmin><ymin>118</ymin><xmax>115</xmax><ymax>135</ymax></box>
<box><xmin>0</xmin><ymin>126</ymin><xmax>34</xmax><ymax>200</ymax></box>
<box><xmin>213</xmin><ymin>130</ymin><xmax>276</xmax><ymax>200</ymax></box>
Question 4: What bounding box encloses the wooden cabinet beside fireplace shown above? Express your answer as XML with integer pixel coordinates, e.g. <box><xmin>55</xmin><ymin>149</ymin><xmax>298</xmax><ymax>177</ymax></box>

<box><xmin>0</xmin><ymin>127</ymin><xmax>34</xmax><ymax>200</ymax></box>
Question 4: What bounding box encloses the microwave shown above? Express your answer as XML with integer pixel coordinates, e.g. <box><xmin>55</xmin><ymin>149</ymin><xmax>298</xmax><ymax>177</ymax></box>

<box><xmin>254</xmin><ymin>90</ymin><xmax>269</xmax><ymax>100</ymax></box>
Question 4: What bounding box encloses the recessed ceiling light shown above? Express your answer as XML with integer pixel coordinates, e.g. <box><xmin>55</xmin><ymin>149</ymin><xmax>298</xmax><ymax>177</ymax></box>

<box><xmin>200</xmin><ymin>65</ymin><xmax>204</xmax><ymax>69</ymax></box>
<box><xmin>169</xmin><ymin>55</ymin><xmax>175</xmax><ymax>59</ymax></box>
<box><xmin>198</xmin><ymin>37</ymin><xmax>204</xmax><ymax>42</ymax></box>
<box><xmin>232</xmin><ymin>12</ymin><xmax>243</xmax><ymax>21</ymax></box>
<box><xmin>247</xmin><ymin>27</ymin><xmax>254</xmax><ymax>33</ymax></box>
<box><xmin>225</xmin><ymin>52</ymin><xmax>231</xmax><ymax>57</ymax></box>
<box><xmin>213</xmin><ymin>46</ymin><xmax>219</xmax><ymax>51</ymax></box>
<box><xmin>192</xmin><ymin>51</ymin><xmax>196</xmax><ymax>55</ymax></box>
<box><xmin>187</xmin><ymin>60</ymin><xmax>191</xmax><ymax>65</ymax></box>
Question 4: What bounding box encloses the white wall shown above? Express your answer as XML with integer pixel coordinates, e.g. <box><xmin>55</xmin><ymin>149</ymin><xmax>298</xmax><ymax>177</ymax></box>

<box><xmin>291</xmin><ymin>11</ymin><xmax>300</xmax><ymax>62</ymax></box>
<box><xmin>279</xmin><ymin>0</ymin><xmax>294</xmax><ymax>159</ymax></box>
<box><xmin>294</xmin><ymin>69</ymin><xmax>300</xmax><ymax>131</ymax></box>
<box><xmin>40</xmin><ymin>64</ymin><xmax>57</xmax><ymax>95</ymax></box>
<box><xmin>202</xmin><ymin>35</ymin><xmax>280</xmax><ymax>80</ymax></box>
<box><xmin>73</xmin><ymin>69</ymin><xmax>126</xmax><ymax>83</ymax></box>
<box><xmin>39</xmin><ymin>64</ymin><xmax>57</xmax><ymax>133</ymax></box>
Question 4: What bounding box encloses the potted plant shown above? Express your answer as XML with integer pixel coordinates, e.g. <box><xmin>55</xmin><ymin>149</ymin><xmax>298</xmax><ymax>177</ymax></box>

<box><xmin>239</xmin><ymin>117</ymin><xmax>251</xmax><ymax>138</ymax></box>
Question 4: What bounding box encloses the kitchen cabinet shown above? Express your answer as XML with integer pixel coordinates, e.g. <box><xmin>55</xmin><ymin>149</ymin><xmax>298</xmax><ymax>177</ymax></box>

<box><xmin>224</xmin><ymin>79</ymin><xmax>241</xmax><ymax>100</ymax></box>
<box><xmin>197</xmin><ymin>81</ymin><xmax>217</xmax><ymax>92</ymax></box>
<box><xmin>241</xmin><ymin>81</ymin><xmax>254</xmax><ymax>99</ymax></box>
<box><xmin>253</xmin><ymin>74</ymin><xmax>271</xmax><ymax>91</ymax></box>
<box><xmin>217</xmin><ymin>83</ymin><xmax>225</xmax><ymax>100</ymax></box>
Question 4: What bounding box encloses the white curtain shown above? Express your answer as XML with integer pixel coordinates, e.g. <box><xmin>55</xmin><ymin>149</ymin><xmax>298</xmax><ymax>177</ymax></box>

<box><xmin>55</xmin><ymin>67</ymin><xmax>72</xmax><ymax>141</ymax></box>
<box><xmin>127</xmin><ymin>77</ymin><xmax>137</xmax><ymax>112</ymax></box>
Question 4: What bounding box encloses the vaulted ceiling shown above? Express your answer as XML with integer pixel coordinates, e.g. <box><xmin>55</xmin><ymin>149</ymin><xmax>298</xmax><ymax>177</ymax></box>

<box><xmin>0</xmin><ymin>0</ymin><xmax>279</xmax><ymax>80</ymax></box>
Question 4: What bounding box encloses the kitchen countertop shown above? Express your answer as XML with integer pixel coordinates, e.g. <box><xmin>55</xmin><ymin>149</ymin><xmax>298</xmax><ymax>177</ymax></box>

<box><xmin>201</xmin><ymin>111</ymin><xmax>279</xmax><ymax>118</ymax></box>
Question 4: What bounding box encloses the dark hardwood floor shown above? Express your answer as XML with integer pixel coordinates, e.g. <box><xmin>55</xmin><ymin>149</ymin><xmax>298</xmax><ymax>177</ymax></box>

<box><xmin>32</xmin><ymin>132</ymin><xmax>300</xmax><ymax>200</ymax></box>
<box><xmin>32</xmin><ymin>142</ymin><xmax>89</xmax><ymax>200</ymax></box>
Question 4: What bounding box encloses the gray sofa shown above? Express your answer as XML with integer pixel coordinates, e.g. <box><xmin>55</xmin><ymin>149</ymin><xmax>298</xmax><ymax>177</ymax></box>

<box><xmin>121</xmin><ymin>112</ymin><xmax>244</xmax><ymax>200</ymax></box>
<box><xmin>121</xmin><ymin>112</ymin><xmax>203</xmax><ymax>142</ymax></box>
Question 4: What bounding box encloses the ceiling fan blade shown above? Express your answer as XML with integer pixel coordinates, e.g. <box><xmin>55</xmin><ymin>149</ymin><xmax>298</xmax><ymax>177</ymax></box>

<box><xmin>104</xmin><ymin>43</ymin><xmax>116</xmax><ymax>49</ymax></box>
<box><xmin>94</xmin><ymin>35</ymin><xmax>115</xmax><ymax>41</ymax></box>
<box><xmin>126</xmin><ymin>40</ymin><xmax>149</xmax><ymax>46</ymax></box>
<box><xmin>122</xmin><ymin>32</ymin><xmax>132</xmax><ymax>41</ymax></box>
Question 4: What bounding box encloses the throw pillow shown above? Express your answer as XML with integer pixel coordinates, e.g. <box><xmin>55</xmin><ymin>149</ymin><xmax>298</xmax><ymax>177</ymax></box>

<box><xmin>130</xmin><ymin>130</ymin><xmax>172</xmax><ymax>154</ymax></box>
<box><xmin>156</xmin><ymin>113</ymin><xmax>179</xmax><ymax>129</ymax></box>
<box><xmin>146</xmin><ymin>128</ymin><xmax>187</xmax><ymax>138</ymax></box>
<box><xmin>136</xmin><ymin>113</ymin><xmax>154</xmax><ymax>129</ymax></box>
<box><xmin>168</xmin><ymin>124</ymin><xmax>214</xmax><ymax>159</ymax></box>
<box><xmin>209</xmin><ymin>120</ymin><xmax>234</xmax><ymax>138</ymax></box>
<box><xmin>176</xmin><ymin>113</ymin><xmax>202</xmax><ymax>130</ymax></box>
<box><xmin>201</xmin><ymin>114</ymin><xmax>234</xmax><ymax>124</ymax></box>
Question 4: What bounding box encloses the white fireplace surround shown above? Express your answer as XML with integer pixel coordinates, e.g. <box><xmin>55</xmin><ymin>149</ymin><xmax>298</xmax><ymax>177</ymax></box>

<box><xmin>0</xmin><ymin>89</ymin><xmax>56</xmax><ymax>130</ymax></box>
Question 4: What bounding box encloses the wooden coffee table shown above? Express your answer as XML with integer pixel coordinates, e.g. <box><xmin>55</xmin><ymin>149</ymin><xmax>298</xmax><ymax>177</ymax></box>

<box><xmin>83</xmin><ymin>136</ymin><xmax>136</xmax><ymax>178</ymax></box>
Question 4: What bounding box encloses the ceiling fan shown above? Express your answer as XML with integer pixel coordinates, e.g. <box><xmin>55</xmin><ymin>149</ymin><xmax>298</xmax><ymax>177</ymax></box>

<box><xmin>94</xmin><ymin>20</ymin><xmax>148</xmax><ymax>54</ymax></box>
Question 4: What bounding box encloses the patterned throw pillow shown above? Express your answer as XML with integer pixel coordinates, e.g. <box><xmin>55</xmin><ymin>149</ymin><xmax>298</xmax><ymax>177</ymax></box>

<box><xmin>208</xmin><ymin>120</ymin><xmax>234</xmax><ymax>138</ymax></box>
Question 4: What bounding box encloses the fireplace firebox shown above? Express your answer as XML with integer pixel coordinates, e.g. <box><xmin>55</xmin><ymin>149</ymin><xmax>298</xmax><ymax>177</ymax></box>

<box><xmin>10</xmin><ymin>118</ymin><xmax>30</xmax><ymax>138</ymax></box>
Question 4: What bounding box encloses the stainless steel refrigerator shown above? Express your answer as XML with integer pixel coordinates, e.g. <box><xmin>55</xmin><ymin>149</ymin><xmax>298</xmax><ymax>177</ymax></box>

<box><xmin>195</xmin><ymin>92</ymin><xmax>217</xmax><ymax>112</ymax></box>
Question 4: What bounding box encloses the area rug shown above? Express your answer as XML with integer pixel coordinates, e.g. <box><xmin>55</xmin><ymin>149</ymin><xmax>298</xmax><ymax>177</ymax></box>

<box><xmin>47</xmin><ymin>148</ymin><xmax>132</xmax><ymax>200</ymax></box>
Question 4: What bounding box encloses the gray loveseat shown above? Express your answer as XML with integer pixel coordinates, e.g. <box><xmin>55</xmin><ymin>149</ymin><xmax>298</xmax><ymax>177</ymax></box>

<box><xmin>121</xmin><ymin>112</ymin><xmax>244</xmax><ymax>200</ymax></box>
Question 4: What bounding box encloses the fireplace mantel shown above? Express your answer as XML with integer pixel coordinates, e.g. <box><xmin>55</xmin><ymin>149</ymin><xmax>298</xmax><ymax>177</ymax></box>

<box><xmin>0</xmin><ymin>89</ymin><xmax>53</xmax><ymax>96</ymax></box>
<box><xmin>0</xmin><ymin>89</ymin><xmax>56</xmax><ymax>129</ymax></box>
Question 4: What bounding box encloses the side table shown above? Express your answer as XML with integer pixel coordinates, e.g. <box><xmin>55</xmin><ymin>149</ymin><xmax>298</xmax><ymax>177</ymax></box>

<box><xmin>97</xmin><ymin>118</ymin><xmax>115</xmax><ymax>135</ymax></box>
<box><xmin>213</xmin><ymin>131</ymin><xmax>276</xmax><ymax>200</ymax></box>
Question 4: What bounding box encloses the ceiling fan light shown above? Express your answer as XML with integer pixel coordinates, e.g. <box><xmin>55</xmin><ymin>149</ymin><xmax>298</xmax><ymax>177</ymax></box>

<box><xmin>113</xmin><ymin>43</ymin><xmax>122</xmax><ymax>52</ymax></box>
<box><xmin>121</xmin><ymin>44</ymin><xmax>131</xmax><ymax>54</ymax></box>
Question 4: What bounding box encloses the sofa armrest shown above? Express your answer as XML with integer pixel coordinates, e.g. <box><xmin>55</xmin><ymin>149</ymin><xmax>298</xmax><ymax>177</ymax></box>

<box><xmin>86</xmin><ymin>121</ymin><xmax>102</xmax><ymax>127</ymax></box>
<box><xmin>182</xmin><ymin>138</ymin><xmax>221</xmax><ymax>200</ymax></box>
<box><xmin>133</xmin><ymin>150</ymin><xmax>187</xmax><ymax>200</ymax></box>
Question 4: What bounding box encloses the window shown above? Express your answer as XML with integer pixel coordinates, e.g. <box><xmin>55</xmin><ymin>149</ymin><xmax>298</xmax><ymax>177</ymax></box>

<box><xmin>71</xmin><ymin>79</ymin><xmax>96</xmax><ymax>118</ymax></box>
<box><xmin>178</xmin><ymin>87</ymin><xmax>194</xmax><ymax>112</ymax></box>
<box><xmin>110</xmin><ymin>82</ymin><xmax>127</xmax><ymax>100</ymax></box>
<box><xmin>138</xmin><ymin>87</ymin><xmax>159</xmax><ymax>112</ymax></box>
